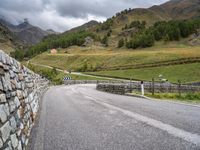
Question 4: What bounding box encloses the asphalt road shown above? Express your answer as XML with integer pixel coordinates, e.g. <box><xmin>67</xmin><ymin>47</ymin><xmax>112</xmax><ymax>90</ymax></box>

<box><xmin>29</xmin><ymin>84</ymin><xmax>200</xmax><ymax>150</ymax></box>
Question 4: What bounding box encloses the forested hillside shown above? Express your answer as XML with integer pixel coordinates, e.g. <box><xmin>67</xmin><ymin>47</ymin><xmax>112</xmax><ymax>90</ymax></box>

<box><xmin>27</xmin><ymin>0</ymin><xmax>200</xmax><ymax>83</ymax></box>
<box><xmin>8</xmin><ymin>0</ymin><xmax>200</xmax><ymax>61</ymax></box>
<box><xmin>12</xmin><ymin>30</ymin><xmax>95</xmax><ymax>60</ymax></box>
<box><xmin>12</xmin><ymin>18</ymin><xmax>200</xmax><ymax>60</ymax></box>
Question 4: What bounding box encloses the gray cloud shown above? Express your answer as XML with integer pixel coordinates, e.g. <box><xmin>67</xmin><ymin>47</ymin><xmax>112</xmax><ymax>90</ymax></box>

<box><xmin>0</xmin><ymin>0</ymin><xmax>168</xmax><ymax>32</ymax></box>
<box><xmin>53</xmin><ymin>0</ymin><xmax>167</xmax><ymax>18</ymax></box>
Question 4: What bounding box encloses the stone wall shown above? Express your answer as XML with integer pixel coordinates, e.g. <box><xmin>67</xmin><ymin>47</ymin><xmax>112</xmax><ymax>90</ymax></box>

<box><xmin>129</xmin><ymin>82</ymin><xmax>200</xmax><ymax>93</ymax></box>
<box><xmin>0</xmin><ymin>50</ymin><xmax>49</xmax><ymax>150</ymax></box>
<box><xmin>97</xmin><ymin>82</ymin><xmax>200</xmax><ymax>95</ymax></box>
<box><xmin>64</xmin><ymin>80</ymin><xmax>129</xmax><ymax>85</ymax></box>
<box><xmin>64</xmin><ymin>80</ymin><xmax>103</xmax><ymax>85</ymax></box>
<box><xmin>96</xmin><ymin>84</ymin><xmax>128</xmax><ymax>95</ymax></box>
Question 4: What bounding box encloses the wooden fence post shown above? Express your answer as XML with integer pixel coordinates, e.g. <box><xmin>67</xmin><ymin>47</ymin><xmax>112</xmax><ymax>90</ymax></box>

<box><xmin>129</xmin><ymin>78</ymin><xmax>132</xmax><ymax>93</ymax></box>
<box><xmin>178</xmin><ymin>80</ymin><xmax>181</xmax><ymax>97</ymax></box>
<box><xmin>152</xmin><ymin>78</ymin><xmax>155</xmax><ymax>95</ymax></box>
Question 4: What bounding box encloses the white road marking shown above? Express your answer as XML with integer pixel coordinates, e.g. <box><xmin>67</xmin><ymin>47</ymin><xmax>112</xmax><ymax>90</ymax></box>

<box><xmin>84</xmin><ymin>95</ymin><xmax>200</xmax><ymax>146</ymax></box>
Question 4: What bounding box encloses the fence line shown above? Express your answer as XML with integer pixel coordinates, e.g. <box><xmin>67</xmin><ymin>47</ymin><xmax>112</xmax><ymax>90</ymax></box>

<box><xmin>96</xmin><ymin>82</ymin><xmax>200</xmax><ymax>95</ymax></box>
<box><xmin>63</xmin><ymin>80</ymin><xmax>200</xmax><ymax>94</ymax></box>
<box><xmin>63</xmin><ymin>80</ymin><xmax>131</xmax><ymax>85</ymax></box>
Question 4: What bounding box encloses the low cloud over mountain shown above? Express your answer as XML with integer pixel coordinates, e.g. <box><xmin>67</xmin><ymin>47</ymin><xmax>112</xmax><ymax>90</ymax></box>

<box><xmin>0</xmin><ymin>0</ymin><xmax>168</xmax><ymax>32</ymax></box>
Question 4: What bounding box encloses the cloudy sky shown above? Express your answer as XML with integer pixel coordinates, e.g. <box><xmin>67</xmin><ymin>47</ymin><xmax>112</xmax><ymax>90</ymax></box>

<box><xmin>0</xmin><ymin>0</ymin><xmax>168</xmax><ymax>32</ymax></box>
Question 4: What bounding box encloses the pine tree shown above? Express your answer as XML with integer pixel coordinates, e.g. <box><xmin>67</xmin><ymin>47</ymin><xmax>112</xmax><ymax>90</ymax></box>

<box><xmin>118</xmin><ymin>39</ymin><xmax>124</xmax><ymax>48</ymax></box>
<box><xmin>101</xmin><ymin>35</ymin><xmax>108</xmax><ymax>47</ymax></box>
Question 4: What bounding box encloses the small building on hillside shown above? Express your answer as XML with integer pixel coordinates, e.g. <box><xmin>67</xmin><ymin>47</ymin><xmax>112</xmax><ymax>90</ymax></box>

<box><xmin>50</xmin><ymin>49</ymin><xmax>57</xmax><ymax>54</ymax></box>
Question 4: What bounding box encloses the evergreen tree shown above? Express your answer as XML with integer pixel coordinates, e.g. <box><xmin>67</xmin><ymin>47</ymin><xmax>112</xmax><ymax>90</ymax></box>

<box><xmin>164</xmin><ymin>34</ymin><xmax>170</xmax><ymax>43</ymax></box>
<box><xmin>101</xmin><ymin>35</ymin><xmax>108</xmax><ymax>46</ymax></box>
<box><xmin>118</xmin><ymin>39</ymin><xmax>124</xmax><ymax>48</ymax></box>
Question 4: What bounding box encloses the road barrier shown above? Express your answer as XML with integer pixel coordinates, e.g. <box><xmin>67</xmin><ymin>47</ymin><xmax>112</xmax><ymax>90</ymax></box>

<box><xmin>63</xmin><ymin>80</ymin><xmax>200</xmax><ymax>95</ymax></box>
<box><xmin>96</xmin><ymin>82</ymin><xmax>200</xmax><ymax>95</ymax></box>
<box><xmin>63</xmin><ymin>80</ymin><xmax>130</xmax><ymax>85</ymax></box>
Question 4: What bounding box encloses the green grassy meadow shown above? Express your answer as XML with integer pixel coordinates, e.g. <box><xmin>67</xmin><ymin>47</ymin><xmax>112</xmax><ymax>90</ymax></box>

<box><xmin>87</xmin><ymin>63</ymin><xmax>200</xmax><ymax>83</ymax></box>
<box><xmin>28</xmin><ymin>64</ymin><xmax>109</xmax><ymax>84</ymax></box>
<box><xmin>145</xmin><ymin>93</ymin><xmax>200</xmax><ymax>104</ymax></box>
<box><xmin>30</xmin><ymin>44</ymin><xmax>200</xmax><ymax>71</ymax></box>
<box><xmin>28</xmin><ymin>42</ymin><xmax>200</xmax><ymax>83</ymax></box>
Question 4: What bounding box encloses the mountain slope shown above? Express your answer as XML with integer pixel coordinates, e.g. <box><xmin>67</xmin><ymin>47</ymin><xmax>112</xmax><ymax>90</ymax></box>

<box><xmin>150</xmin><ymin>0</ymin><xmax>200</xmax><ymax>20</ymax></box>
<box><xmin>91</xmin><ymin>0</ymin><xmax>200</xmax><ymax>36</ymax></box>
<box><xmin>28</xmin><ymin>0</ymin><xmax>200</xmax><ymax>83</ymax></box>
<box><xmin>0</xmin><ymin>23</ymin><xmax>21</xmax><ymax>53</ymax></box>
<box><xmin>15</xmin><ymin>0</ymin><xmax>200</xmax><ymax>60</ymax></box>
<box><xmin>65</xmin><ymin>20</ymin><xmax>99</xmax><ymax>34</ymax></box>
<box><xmin>111</xmin><ymin>0</ymin><xmax>200</xmax><ymax>29</ymax></box>
<box><xmin>15</xmin><ymin>22</ymin><xmax>49</xmax><ymax>44</ymax></box>
<box><xmin>0</xmin><ymin>19</ymin><xmax>56</xmax><ymax>45</ymax></box>
<box><xmin>86</xmin><ymin>0</ymin><xmax>200</xmax><ymax>46</ymax></box>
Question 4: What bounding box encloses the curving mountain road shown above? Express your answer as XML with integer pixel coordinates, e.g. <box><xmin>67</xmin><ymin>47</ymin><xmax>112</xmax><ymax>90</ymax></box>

<box><xmin>29</xmin><ymin>84</ymin><xmax>200</xmax><ymax>150</ymax></box>
<box><xmin>28</xmin><ymin>62</ymin><xmax>123</xmax><ymax>81</ymax></box>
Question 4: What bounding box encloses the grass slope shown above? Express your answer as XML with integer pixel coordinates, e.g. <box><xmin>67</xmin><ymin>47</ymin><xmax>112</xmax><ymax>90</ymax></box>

<box><xmin>28</xmin><ymin>64</ymin><xmax>108</xmax><ymax>84</ymax></box>
<box><xmin>88</xmin><ymin>63</ymin><xmax>200</xmax><ymax>83</ymax></box>
<box><xmin>30</xmin><ymin>43</ymin><xmax>200</xmax><ymax>71</ymax></box>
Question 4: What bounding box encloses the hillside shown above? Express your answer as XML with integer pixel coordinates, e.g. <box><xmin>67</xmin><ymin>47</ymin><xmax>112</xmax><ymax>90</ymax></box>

<box><xmin>0</xmin><ymin>23</ymin><xmax>22</xmax><ymax>53</ymax></box>
<box><xmin>151</xmin><ymin>0</ymin><xmax>200</xmax><ymax>20</ymax></box>
<box><xmin>64</xmin><ymin>20</ymin><xmax>99</xmax><ymax>33</ymax></box>
<box><xmin>88</xmin><ymin>0</ymin><xmax>200</xmax><ymax>46</ymax></box>
<box><xmin>0</xmin><ymin>18</ymin><xmax>57</xmax><ymax>46</ymax></box>
<box><xmin>8</xmin><ymin>0</ymin><xmax>200</xmax><ymax>55</ymax></box>
<box><xmin>114</xmin><ymin>0</ymin><xmax>200</xmax><ymax>26</ymax></box>
<box><xmin>26</xmin><ymin>0</ymin><xmax>200</xmax><ymax>83</ymax></box>
<box><xmin>24</xmin><ymin>17</ymin><xmax>200</xmax><ymax>59</ymax></box>
<box><xmin>29</xmin><ymin>42</ymin><xmax>200</xmax><ymax>83</ymax></box>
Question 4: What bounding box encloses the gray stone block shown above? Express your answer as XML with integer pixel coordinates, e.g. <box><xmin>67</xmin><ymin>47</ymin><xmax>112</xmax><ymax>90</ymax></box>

<box><xmin>3</xmin><ymin>65</ymin><xmax>9</xmax><ymax>71</ymax></box>
<box><xmin>0</xmin><ymin>51</ymin><xmax>6</xmax><ymax>64</ymax></box>
<box><xmin>9</xmin><ymin>116</ymin><xmax>17</xmax><ymax>133</ymax></box>
<box><xmin>17</xmin><ymin>141</ymin><xmax>22</xmax><ymax>150</ymax></box>
<box><xmin>7</xmin><ymin>140</ymin><xmax>12</xmax><ymax>150</ymax></box>
<box><xmin>8</xmin><ymin>100</ymin><xmax>16</xmax><ymax>113</ymax></box>
<box><xmin>0</xmin><ymin>94</ymin><xmax>6</xmax><ymax>103</ymax></box>
<box><xmin>14</xmin><ymin>96</ymin><xmax>20</xmax><ymax>108</ymax></box>
<box><xmin>0</xmin><ymin>121</ymin><xmax>11</xmax><ymax>142</ymax></box>
<box><xmin>9</xmin><ymin>70</ymin><xmax>15</xmax><ymax>79</ymax></box>
<box><xmin>3</xmin><ymin>104</ymin><xmax>10</xmax><ymax>116</ymax></box>
<box><xmin>0</xmin><ymin>68</ymin><xmax>4</xmax><ymax>75</ymax></box>
<box><xmin>11</xmin><ymin>91</ymin><xmax>16</xmax><ymax>97</ymax></box>
<box><xmin>0</xmin><ymin>137</ymin><xmax>3</xmax><ymax>149</ymax></box>
<box><xmin>16</xmin><ymin>90</ymin><xmax>23</xmax><ymax>100</ymax></box>
<box><xmin>0</xmin><ymin>78</ymin><xmax>3</xmax><ymax>91</ymax></box>
<box><xmin>11</xmin><ymin>134</ymin><xmax>18</xmax><ymax>148</ymax></box>
<box><xmin>5</xmin><ymin>55</ymin><xmax>11</xmax><ymax>66</ymax></box>
<box><xmin>0</xmin><ymin>105</ymin><xmax>7</xmax><ymax>123</ymax></box>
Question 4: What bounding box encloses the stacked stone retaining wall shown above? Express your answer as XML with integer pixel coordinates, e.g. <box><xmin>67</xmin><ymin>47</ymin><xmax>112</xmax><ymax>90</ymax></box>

<box><xmin>64</xmin><ymin>80</ymin><xmax>129</xmax><ymax>85</ymax></box>
<box><xmin>96</xmin><ymin>84</ymin><xmax>128</xmax><ymax>95</ymax></box>
<box><xmin>129</xmin><ymin>82</ymin><xmax>200</xmax><ymax>93</ymax></box>
<box><xmin>97</xmin><ymin>82</ymin><xmax>200</xmax><ymax>95</ymax></box>
<box><xmin>0</xmin><ymin>50</ymin><xmax>49</xmax><ymax>150</ymax></box>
